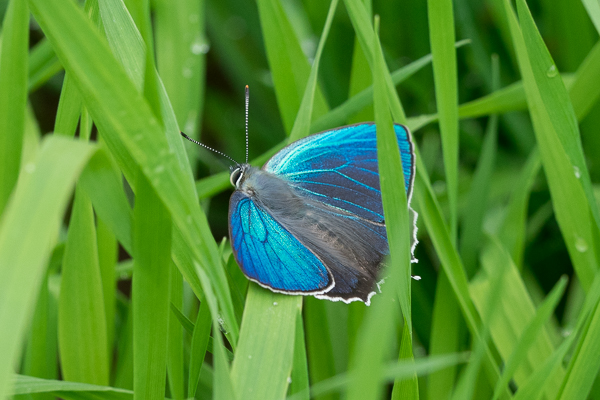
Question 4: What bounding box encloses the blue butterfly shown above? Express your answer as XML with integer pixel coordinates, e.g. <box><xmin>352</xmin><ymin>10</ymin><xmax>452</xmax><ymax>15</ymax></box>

<box><xmin>182</xmin><ymin>88</ymin><xmax>416</xmax><ymax>305</ymax></box>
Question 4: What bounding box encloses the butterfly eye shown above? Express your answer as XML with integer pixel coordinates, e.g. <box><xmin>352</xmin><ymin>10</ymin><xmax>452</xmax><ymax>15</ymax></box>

<box><xmin>230</xmin><ymin>167</ymin><xmax>243</xmax><ymax>187</ymax></box>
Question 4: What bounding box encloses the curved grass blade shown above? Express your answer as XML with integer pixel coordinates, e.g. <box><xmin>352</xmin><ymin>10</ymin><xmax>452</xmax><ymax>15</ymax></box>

<box><xmin>0</xmin><ymin>136</ymin><xmax>98</xmax><ymax>398</ymax></box>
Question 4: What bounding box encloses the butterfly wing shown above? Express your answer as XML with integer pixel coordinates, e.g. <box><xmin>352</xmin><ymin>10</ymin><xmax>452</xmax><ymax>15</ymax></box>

<box><xmin>264</xmin><ymin>123</ymin><xmax>415</xmax><ymax>225</ymax></box>
<box><xmin>228</xmin><ymin>191</ymin><xmax>333</xmax><ymax>294</ymax></box>
<box><xmin>262</xmin><ymin>123</ymin><xmax>415</xmax><ymax>303</ymax></box>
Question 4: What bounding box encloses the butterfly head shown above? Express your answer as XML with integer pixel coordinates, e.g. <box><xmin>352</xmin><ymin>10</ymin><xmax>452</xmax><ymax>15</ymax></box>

<box><xmin>229</xmin><ymin>163</ymin><xmax>250</xmax><ymax>188</ymax></box>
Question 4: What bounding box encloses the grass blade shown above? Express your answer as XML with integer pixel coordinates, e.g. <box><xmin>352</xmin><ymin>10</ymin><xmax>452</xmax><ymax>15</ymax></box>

<box><xmin>58</xmin><ymin>188</ymin><xmax>110</xmax><ymax>385</ymax></box>
<box><xmin>132</xmin><ymin>175</ymin><xmax>172</xmax><ymax>400</ymax></box>
<box><xmin>0</xmin><ymin>136</ymin><xmax>97</xmax><ymax>398</ymax></box>
<box><xmin>0</xmin><ymin>0</ymin><xmax>28</xmax><ymax>215</ymax></box>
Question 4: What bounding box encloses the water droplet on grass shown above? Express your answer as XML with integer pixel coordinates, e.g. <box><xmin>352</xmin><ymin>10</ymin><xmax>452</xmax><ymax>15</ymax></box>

<box><xmin>547</xmin><ymin>65</ymin><xmax>558</xmax><ymax>77</ymax></box>
<box><xmin>575</xmin><ymin>236</ymin><xmax>588</xmax><ymax>252</ymax></box>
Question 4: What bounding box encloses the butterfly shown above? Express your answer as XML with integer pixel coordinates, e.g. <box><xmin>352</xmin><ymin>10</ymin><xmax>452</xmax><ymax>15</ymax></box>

<box><xmin>182</xmin><ymin>87</ymin><xmax>417</xmax><ymax>305</ymax></box>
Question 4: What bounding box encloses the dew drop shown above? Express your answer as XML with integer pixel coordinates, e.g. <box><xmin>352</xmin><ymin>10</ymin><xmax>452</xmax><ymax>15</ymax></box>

<box><xmin>546</xmin><ymin>65</ymin><xmax>558</xmax><ymax>78</ymax></box>
<box><xmin>273</xmin><ymin>301</ymin><xmax>278</xmax><ymax>306</ymax></box>
<box><xmin>575</xmin><ymin>236</ymin><xmax>588</xmax><ymax>253</ymax></box>
<box><xmin>573</xmin><ymin>166</ymin><xmax>581</xmax><ymax>179</ymax></box>
<box><xmin>24</xmin><ymin>163</ymin><xmax>35</xmax><ymax>174</ymax></box>
<box><xmin>287</xmin><ymin>377</ymin><xmax>292</xmax><ymax>384</ymax></box>
<box><xmin>190</xmin><ymin>40</ymin><xmax>210</xmax><ymax>55</ymax></box>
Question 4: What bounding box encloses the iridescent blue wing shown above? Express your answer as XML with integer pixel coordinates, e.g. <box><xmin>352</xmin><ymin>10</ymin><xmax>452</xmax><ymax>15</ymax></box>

<box><xmin>228</xmin><ymin>191</ymin><xmax>333</xmax><ymax>294</ymax></box>
<box><xmin>264</xmin><ymin>123</ymin><xmax>414</xmax><ymax>225</ymax></box>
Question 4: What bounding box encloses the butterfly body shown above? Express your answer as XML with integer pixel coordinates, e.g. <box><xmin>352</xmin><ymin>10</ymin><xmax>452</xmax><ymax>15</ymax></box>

<box><xmin>226</xmin><ymin>123</ymin><xmax>416</xmax><ymax>305</ymax></box>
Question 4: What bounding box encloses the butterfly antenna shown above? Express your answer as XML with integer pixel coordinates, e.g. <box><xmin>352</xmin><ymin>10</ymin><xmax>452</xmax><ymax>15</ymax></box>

<box><xmin>180</xmin><ymin>132</ymin><xmax>239</xmax><ymax>165</ymax></box>
<box><xmin>245</xmin><ymin>85</ymin><xmax>249</xmax><ymax>164</ymax></box>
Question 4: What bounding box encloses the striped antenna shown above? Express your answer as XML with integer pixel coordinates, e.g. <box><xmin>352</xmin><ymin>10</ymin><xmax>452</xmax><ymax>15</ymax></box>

<box><xmin>180</xmin><ymin>132</ymin><xmax>239</xmax><ymax>165</ymax></box>
<box><xmin>245</xmin><ymin>85</ymin><xmax>249</xmax><ymax>163</ymax></box>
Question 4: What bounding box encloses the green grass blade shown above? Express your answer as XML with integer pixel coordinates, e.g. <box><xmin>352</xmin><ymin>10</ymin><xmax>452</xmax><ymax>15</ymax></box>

<box><xmin>10</xmin><ymin>375</ymin><xmax>134</xmax><ymax>399</ymax></box>
<box><xmin>255</xmin><ymin>0</ymin><xmax>329</xmax><ymax>135</ymax></box>
<box><xmin>58</xmin><ymin>188</ymin><xmax>110</xmax><ymax>385</ymax></box>
<box><xmin>459</xmin><ymin>111</ymin><xmax>498</xmax><ymax>274</ymax></box>
<box><xmin>427</xmin><ymin>0</ymin><xmax>459</xmax><ymax>238</ymax></box>
<box><xmin>0</xmin><ymin>0</ymin><xmax>28</xmax><ymax>216</ymax></box>
<box><xmin>29</xmin><ymin>0</ymin><xmax>239</xmax><ymax>346</ymax></box>
<box><xmin>188</xmin><ymin>295</ymin><xmax>212</xmax><ymax>397</ymax></box>
<box><xmin>568</xmin><ymin>40</ymin><xmax>600</xmax><ymax>121</ymax></box>
<box><xmin>581</xmin><ymin>0</ymin><xmax>600</xmax><ymax>34</ymax></box>
<box><xmin>413</xmin><ymin>157</ymin><xmax>509</xmax><ymax>397</ymax></box>
<box><xmin>230</xmin><ymin>286</ymin><xmax>299</xmax><ymax>400</ymax></box>
<box><xmin>132</xmin><ymin>174</ymin><xmax>172</xmax><ymax>400</ymax></box>
<box><xmin>471</xmin><ymin>238</ymin><xmax>564</xmax><ymax>398</ymax></box>
<box><xmin>516</xmin><ymin>0</ymin><xmax>600</xmax><ymax>233</ymax></box>
<box><xmin>304</xmin><ymin>298</ymin><xmax>337</xmax><ymax>400</ymax></box>
<box><xmin>0</xmin><ymin>136</ymin><xmax>97</xmax><ymax>398</ymax></box>
<box><xmin>288</xmin><ymin>311</ymin><xmax>310</xmax><ymax>400</ymax></box>
<box><xmin>154</xmin><ymin>0</ymin><xmax>206</xmax><ymax>136</ymax></box>
<box><xmin>497</xmin><ymin>149</ymin><xmax>541</xmax><ymax>268</ymax></box>
<box><xmin>288</xmin><ymin>0</ymin><xmax>337</xmax><ymax>143</ymax></box>
<box><xmin>502</xmin><ymin>0</ymin><xmax>600</xmax><ymax>291</ymax></box>
<box><xmin>289</xmin><ymin>353</ymin><xmax>469</xmax><ymax>400</ymax></box>
<box><xmin>20</xmin><ymin>271</ymin><xmax>59</xmax><ymax>400</ymax></box>
<box><xmin>28</xmin><ymin>38</ymin><xmax>62</xmax><ymax>92</ymax></box>
<box><xmin>97</xmin><ymin>217</ymin><xmax>117</xmax><ymax>363</ymax></box>
<box><xmin>54</xmin><ymin>73</ymin><xmax>82</xmax><ymax>137</ymax></box>
<box><xmin>345</xmin><ymin>17</ymin><xmax>414</xmax><ymax>400</ymax></box>
<box><xmin>166</xmin><ymin>266</ymin><xmax>185</xmax><ymax>400</ymax></box>
<box><xmin>347</xmin><ymin>0</ymin><xmax>373</xmax><ymax>124</ymax></box>
<box><xmin>490</xmin><ymin>272</ymin><xmax>568</xmax><ymax>400</ymax></box>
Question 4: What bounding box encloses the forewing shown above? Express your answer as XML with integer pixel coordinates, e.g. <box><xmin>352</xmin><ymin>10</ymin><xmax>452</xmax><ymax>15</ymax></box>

<box><xmin>264</xmin><ymin>123</ymin><xmax>414</xmax><ymax>224</ymax></box>
<box><xmin>228</xmin><ymin>191</ymin><xmax>332</xmax><ymax>294</ymax></box>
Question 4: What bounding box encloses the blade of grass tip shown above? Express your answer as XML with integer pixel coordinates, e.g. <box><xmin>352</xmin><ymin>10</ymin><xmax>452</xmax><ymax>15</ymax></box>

<box><xmin>255</xmin><ymin>0</ymin><xmax>329</xmax><ymax>135</ymax></box>
<box><xmin>427</xmin><ymin>0</ymin><xmax>459</xmax><ymax>239</ymax></box>
<box><xmin>58</xmin><ymin>187</ymin><xmax>110</xmax><ymax>385</ymax></box>
<box><xmin>36</xmin><ymin>0</ymin><xmax>238</xmax><ymax>346</ymax></box>
<box><xmin>0</xmin><ymin>137</ymin><xmax>97</xmax><ymax>398</ymax></box>
<box><xmin>167</xmin><ymin>264</ymin><xmax>185</xmax><ymax>400</ymax></box>
<box><xmin>497</xmin><ymin>148</ymin><xmax>541</xmax><ymax>269</ymax></box>
<box><xmin>490</xmin><ymin>273</ymin><xmax>568</xmax><ymax>400</ymax></box>
<box><xmin>0</xmin><ymin>0</ymin><xmax>28</xmax><ymax>216</ymax></box>
<box><xmin>288</xmin><ymin>310</ymin><xmax>310</xmax><ymax>400</ymax></box>
<box><xmin>503</xmin><ymin>0</ymin><xmax>600</xmax><ymax>291</ymax></box>
<box><xmin>345</xmin><ymin>15</ymin><xmax>412</xmax><ymax>400</ymax></box>
<box><xmin>132</xmin><ymin>174</ymin><xmax>172</xmax><ymax>400</ymax></box>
